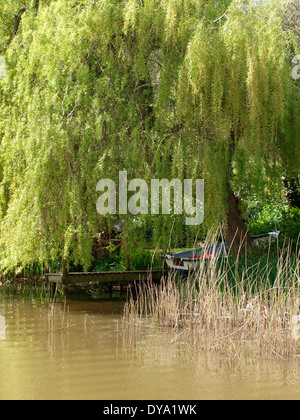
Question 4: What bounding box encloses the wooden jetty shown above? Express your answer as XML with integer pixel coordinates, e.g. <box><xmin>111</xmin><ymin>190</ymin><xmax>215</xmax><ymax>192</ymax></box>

<box><xmin>45</xmin><ymin>269</ymin><xmax>168</xmax><ymax>298</ymax></box>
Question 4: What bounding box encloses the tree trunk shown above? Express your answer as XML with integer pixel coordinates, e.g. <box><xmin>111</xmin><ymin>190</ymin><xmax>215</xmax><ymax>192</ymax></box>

<box><xmin>224</xmin><ymin>183</ymin><xmax>252</xmax><ymax>257</ymax></box>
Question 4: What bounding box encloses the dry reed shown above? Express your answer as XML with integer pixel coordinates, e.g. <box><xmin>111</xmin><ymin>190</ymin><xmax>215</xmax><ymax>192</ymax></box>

<box><xmin>123</xmin><ymin>241</ymin><xmax>300</xmax><ymax>359</ymax></box>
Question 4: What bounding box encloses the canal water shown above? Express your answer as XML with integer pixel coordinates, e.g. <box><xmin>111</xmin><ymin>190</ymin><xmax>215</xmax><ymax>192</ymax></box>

<box><xmin>0</xmin><ymin>295</ymin><xmax>300</xmax><ymax>400</ymax></box>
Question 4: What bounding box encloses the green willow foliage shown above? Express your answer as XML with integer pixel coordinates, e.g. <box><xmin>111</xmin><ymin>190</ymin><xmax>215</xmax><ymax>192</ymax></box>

<box><xmin>0</xmin><ymin>0</ymin><xmax>298</xmax><ymax>271</ymax></box>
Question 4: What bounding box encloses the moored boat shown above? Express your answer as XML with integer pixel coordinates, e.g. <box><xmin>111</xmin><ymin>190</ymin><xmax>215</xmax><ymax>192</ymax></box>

<box><xmin>163</xmin><ymin>231</ymin><xmax>280</xmax><ymax>274</ymax></box>
<box><xmin>163</xmin><ymin>242</ymin><xmax>228</xmax><ymax>274</ymax></box>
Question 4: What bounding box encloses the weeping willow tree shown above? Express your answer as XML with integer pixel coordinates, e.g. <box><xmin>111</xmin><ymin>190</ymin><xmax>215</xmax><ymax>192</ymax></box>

<box><xmin>0</xmin><ymin>0</ymin><xmax>298</xmax><ymax>272</ymax></box>
<box><xmin>282</xmin><ymin>0</ymin><xmax>300</xmax><ymax>208</ymax></box>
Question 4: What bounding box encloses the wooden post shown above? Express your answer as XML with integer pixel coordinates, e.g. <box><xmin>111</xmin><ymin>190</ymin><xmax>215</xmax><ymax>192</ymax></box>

<box><xmin>61</xmin><ymin>257</ymin><xmax>68</xmax><ymax>298</ymax></box>
<box><xmin>50</xmin><ymin>282</ymin><xmax>57</xmax><ymax>300</ymax></box>
<box><xmin>126</xmin><ymin>253</ymin><xmax>131</xmax><ymax>271</ymax></box>
<box><xmin>108</xmin><ymin>283</ymin><xmax>113</xmax><ymax>298</ymax></box>
<box><xmin>61</xmin><ymin>258</ymin><xmax>68</xmax><ymax>283</ymax></box>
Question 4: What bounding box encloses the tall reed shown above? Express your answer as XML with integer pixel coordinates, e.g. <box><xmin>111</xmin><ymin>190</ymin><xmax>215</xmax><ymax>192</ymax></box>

<box><xmin>124</xmin><ymin>243</ymin><xmax>300</xmax><ymax>359</ymax></box>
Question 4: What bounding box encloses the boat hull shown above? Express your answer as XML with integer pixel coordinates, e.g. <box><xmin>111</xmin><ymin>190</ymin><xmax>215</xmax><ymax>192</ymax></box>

<box><xmin>163</xmin><ymin>232</ymin><xmax>280</xmax><ymax>274</ymax></box>
<box><xmin>163</xmin><ymin>242</ymin><xmax>228</xmax><ymax>273</ymax></box>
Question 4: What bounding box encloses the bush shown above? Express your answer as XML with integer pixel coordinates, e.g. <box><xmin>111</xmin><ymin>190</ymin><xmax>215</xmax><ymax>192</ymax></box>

<box><xmin>278</xmin><ymin>207</ymin><xmax>300</xmax><ymax>244</ymax></box>
<box><xmin>247</xmin><ymin>205</ymin><xmax>300</xmax><ymax>245</ymax></box>
<box><xmin>92</xmin><ymin>248</ymin><xmax>162</xmax><ymax>272</ymax></box>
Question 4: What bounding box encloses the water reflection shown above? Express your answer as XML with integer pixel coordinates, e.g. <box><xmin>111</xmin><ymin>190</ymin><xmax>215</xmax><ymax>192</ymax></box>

<box><xmin>0</xmin><ymin>297</ymin><xmax>299</xmax><ymax>400</ymax></box>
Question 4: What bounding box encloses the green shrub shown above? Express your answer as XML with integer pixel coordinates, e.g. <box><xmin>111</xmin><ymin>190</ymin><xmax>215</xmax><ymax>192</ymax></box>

<box><xmin>247</xmin><ymin>205</ymin><xmax>300</xmax><ymax>246</ymax></box>
<box><xmin>92</xmin><ymin>248</ymin><xmax>162</xmax><ymax>272</ymax></box>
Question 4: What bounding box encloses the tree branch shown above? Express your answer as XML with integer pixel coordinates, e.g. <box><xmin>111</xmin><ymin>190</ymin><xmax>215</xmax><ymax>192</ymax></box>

<box><xmin>9</xmin><ymin>7</ymin><xmax>26</xmax><ymax>43</ymax></box>
<box><xmin>212</xmin><ymin>12</ymin><xmax>228</xmax><ymax>24</ymax></box>
<box><xmin>33</xmin><ymin>0</ymin><xmax>40</xmax><ymax>12</ymax></box>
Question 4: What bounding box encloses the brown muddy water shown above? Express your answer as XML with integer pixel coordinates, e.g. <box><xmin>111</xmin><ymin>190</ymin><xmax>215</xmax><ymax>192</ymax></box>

<box><xmin>0</xmin><ymin>295</ymin><xmax>300</xmax><ymax>400</ymax></box>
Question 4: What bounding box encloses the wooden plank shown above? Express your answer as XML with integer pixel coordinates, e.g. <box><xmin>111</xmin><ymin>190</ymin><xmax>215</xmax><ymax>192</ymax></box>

<box><xmin>46</xmin><ymin>273</ymin><xmax>62</xmax><ymax>284</ymax></box>
<box><xmin>45</xmin><ymin>269</ymin><xmax>167</xmax><ymax>285</ymax></box>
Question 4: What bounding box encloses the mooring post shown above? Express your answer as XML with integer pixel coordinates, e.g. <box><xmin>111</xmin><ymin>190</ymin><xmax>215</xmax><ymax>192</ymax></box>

<box><xmin>61</xmin><ymin>258</ymin><xmax>67</xmax><ymax>282</ymax></box>
<box><xmin>108</xmin><ymin>283</ymin><xmax>113</xmax><ymax>298</ymax></box>
<box><xmin>50</xmin><ymin>282</ymin><xmax>57</xmax><ymax>300</ymax></box>
<box><xmin>61</xmin><ymin>257</ymin><xmax>68</xmax><ymax>298</ymax></box>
